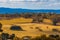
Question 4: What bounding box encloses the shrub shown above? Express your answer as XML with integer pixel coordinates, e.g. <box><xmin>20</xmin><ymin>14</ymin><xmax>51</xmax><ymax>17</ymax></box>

<box><xmin>10</xmin><ymin>25</ymin><xmax>23</xmax><ymax>31</ymax></box>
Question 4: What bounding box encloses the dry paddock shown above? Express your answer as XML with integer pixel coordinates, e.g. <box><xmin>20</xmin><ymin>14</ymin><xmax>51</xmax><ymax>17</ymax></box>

<box><xmin>0</xmin><ymin>23</ymin><xmax>60</xmax><ymax>38</ymax></box>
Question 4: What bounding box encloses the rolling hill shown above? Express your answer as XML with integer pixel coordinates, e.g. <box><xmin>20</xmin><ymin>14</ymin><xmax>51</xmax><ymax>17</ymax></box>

<box><xmin>0</xmin><ymin>7</ymin><xmax>60</xmax><ymax>14</ymax></box>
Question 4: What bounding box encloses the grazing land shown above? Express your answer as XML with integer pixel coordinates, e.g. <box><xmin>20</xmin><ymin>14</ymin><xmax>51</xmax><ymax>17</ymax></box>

<box><xmin>0</xmin><ymin>13</ymin><xmax>60</xmax><ymax>40</ymax></box>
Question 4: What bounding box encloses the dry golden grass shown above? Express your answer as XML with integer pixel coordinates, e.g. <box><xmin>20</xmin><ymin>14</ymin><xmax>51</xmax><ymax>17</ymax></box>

<box><xmin>43</xmin><ymin>19</ymin><xmax>52</xmax><ymax>24</ymax></box>
<box><xmin>0</xmin><ymin>17</ymin><xmax>60</xmax><ymax>38</ymax></box>
<box><xmin>2</xmin><ymin>23</ymin><xmax>60</xmax><ymax>38</ymax></box>
<box><xmin>0</xmin><ymin>17</ymin><xmax>33</xmax><ymax>25</ymax></box>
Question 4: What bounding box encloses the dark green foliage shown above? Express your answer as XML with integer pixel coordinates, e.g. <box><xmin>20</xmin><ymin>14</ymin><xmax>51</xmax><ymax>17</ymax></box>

<box><xmin>0</xmin><ymin>33</ymin><xmax>17</xmax><ymax>40</ymax></box>
<box><xmin>10</xmin><ymin>25</ymin><xmax>23</xmax><ymax>31</ymax></box>
<box><xmin>1</xmin><ymin>33</ymin><xmax>9</xmax><ymax>40</ymax></box>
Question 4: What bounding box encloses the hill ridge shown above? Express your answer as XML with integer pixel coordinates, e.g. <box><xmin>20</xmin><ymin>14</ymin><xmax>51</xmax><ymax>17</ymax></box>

<box><xmin>0</xmin><ymin>7</ymin><xmax>60</xmax><ymax>14</ymax></box>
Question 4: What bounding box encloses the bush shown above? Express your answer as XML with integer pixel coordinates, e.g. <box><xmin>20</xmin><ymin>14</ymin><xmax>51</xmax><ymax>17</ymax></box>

<box><xmin>1</xmin><ymin>33</ymin><xmax>9</xmax><ymax>40</ymax></box>
<box><xmin>10</xmin><ymin>25</ymin><xmax>23</xmax><ymax>31</ymax></box>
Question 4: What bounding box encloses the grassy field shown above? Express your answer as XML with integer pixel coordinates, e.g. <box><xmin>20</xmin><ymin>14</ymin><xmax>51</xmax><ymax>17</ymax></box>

<box><xmin>0</xmin><ymin>17</ymin><xmax>60</xmax><ymax>38</ymax></box>
<box><xmin>0</xmin><ymin>17</ymin><xmax>33</xmax><ymax>25</ymax></box>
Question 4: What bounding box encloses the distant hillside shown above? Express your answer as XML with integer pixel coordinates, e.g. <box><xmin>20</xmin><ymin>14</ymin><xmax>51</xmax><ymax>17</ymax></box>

<box><xmin>0</xmin><ymin>7</ymin><xmax>60</xmax><ymax>14</ymax></box>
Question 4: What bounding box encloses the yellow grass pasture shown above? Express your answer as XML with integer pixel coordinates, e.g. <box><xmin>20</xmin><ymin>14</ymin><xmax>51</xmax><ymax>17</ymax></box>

<box><xmin>0</xmin><ymin>17</ymin><xmax>33</xmax><ymax>25</ymax></box>
<box><xmin>0</xmin><ymin>18</ymin><xmax>60</xmax><ymax>38</ymax></box>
